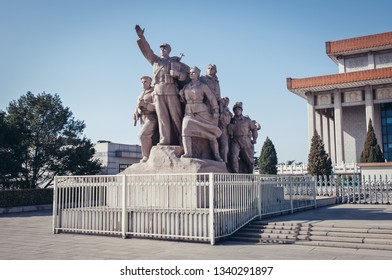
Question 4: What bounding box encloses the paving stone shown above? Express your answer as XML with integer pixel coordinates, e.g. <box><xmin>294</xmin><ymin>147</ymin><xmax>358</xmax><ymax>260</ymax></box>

<box><xmin>1</xmin><ymin>206</ymin><xmax>392</xmax><ymax>260</ymax></box>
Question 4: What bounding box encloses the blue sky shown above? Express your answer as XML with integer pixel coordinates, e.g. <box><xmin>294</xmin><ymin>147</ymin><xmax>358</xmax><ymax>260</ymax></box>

<box><xmin>1</xmin><ymin>0</ymin><xmax>392</xmax><ymax>163</ymax></box>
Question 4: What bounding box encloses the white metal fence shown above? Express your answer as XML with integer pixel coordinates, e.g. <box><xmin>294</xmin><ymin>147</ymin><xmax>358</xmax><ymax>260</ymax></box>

<box><xmin>276</xmin><ymin>162</ymin><xmax>360</xmax><ymax>175</ymax></box>
<box><xmin>53</xmin><ymin>174</ymin><xmax>317</xmax><ymax>244</ymax></box>
<box><xmin>52</xmin><ymin>173</ymin><xmax>392</xmax><ymax>244</ymax></box>
<box><xmin>316</xmin><ymin>175</ymin><xmax>392</xmax><ymax>204</ymax></box>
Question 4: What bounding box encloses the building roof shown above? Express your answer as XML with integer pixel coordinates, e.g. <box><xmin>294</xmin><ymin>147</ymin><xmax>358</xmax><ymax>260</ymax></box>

<box><xmin>287</xmin><ymin>67</ymin><xmax>392</xmax><ymax>98</ymax></box>
<box><xmin>326</xmin><ymin>31</ymin><xmax>392</xmax><ymax>63</ymax></box>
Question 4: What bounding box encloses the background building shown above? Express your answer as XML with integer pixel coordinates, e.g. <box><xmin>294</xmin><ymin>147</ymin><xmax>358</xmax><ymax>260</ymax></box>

<box><xmin>287</xmin><ymin>31</ymin><xmax>392</xmax><ymax>164</ymax></box>
<box><xmin>94</xmin><ymin>141</ymin><xmax>142</xmax><ymax>174</ymax></box>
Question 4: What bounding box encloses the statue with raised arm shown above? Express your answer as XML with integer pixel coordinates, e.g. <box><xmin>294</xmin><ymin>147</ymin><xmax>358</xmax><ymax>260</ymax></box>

<box><xmin>133</xmin><ymin>76</ymin><xmax>159</xmax><ymax>162</ymax></box>
<box><xmin>135</xmin><ymin>24</ymin><xmax>189</xmax><ymax>146</ymax></box>
<box><xmin>228</xmin><ymin>102</ymin><xmax>260</xmax><ymax>173</ymax></box>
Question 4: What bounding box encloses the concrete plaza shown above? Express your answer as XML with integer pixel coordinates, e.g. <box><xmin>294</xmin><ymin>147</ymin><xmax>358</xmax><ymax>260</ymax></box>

<box><xmin>0</xmin><ymin>204</ymin><xmax>392</xmax><ymax>260</ymax></box>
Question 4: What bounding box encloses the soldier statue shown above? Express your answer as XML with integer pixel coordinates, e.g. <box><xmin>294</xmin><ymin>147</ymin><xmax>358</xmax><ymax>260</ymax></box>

<box><xmin>133</xmin><ymin>76</ymin><xmax>159</xmax><ymax>162</ymax></box>
<box><xmin>227</xmin><ymin>102</ymin><xmax>260</xmax><ymax>173</ymax></box>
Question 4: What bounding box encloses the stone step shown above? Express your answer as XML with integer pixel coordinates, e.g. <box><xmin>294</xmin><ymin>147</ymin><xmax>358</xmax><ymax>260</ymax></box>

<box><xmin>246</xmin><ymin>225</ymin><xmax>299</xmax><ymax>232</ymax></box>
<box><xmin>235</xmin><ymin>232</ymin><xmax>296</xmax><ymax>240</ymax></box>
<box><xmin>295</xmin><ymin>240</ymin><xmax>392</xmax><ymax>251</ymax></box>
<box><xmin>252</xmin><ymin>221</ymin><xmax>298</xmax><ymax>227</ymax></box>
<box><xmin>231</xmin><ymin>220</ymin><xmax>392</xmax><ymax>250</ymax></box>
<box><xmin>363</xmin><ymin>238</ymin><xmax>392</xmax><ymax>245</ymax></box>
<box><xmin>298</xmin><ymin>235</ymin><xmax>392</xmax><ymax>245</ymax></box>
<box><xmin>297</xmin><ymin>235</ymin><xmax>364</xmax><ymax>243</ymax></box>
<box><xmin>241</xmin><ymin>228</ymin><xmax>298</xmax><ymax>235</ymax></box>
<box><xmin>230</xmin><ymin>236</ymin><xmax>296</xmax><ymax>244</ymax></box>
<box><xmin>298</xmin><ymin>230</ymin><xmax>392</xmax><ymax>240</ymax></box>
<box><xmin>299</xmin><ymin>226</ymin><xmax>392</xmax><ymax>234</ymax></box>
<box><xmin>300</xmin><ymin>222</ymin><xmax>392</xmax><ymax>231</ymax></box>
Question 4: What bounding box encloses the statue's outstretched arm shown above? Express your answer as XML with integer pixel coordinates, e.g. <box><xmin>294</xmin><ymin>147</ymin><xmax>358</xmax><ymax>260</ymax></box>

<box><xmin>135</xmin><ymin>24</ymin><xmax>157</xmax><ymax>65</ymax></box>
<box><xmin>135</xmin><ymin>25</ymin><xmax>144</xmax><ymax>38</ymax></box>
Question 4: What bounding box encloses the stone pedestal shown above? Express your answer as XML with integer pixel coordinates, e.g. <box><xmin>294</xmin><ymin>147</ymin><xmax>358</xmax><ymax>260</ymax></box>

<box><xmin>121</xmin><ymin>145</ymin><xmax>229</xmax><ymax>174</ymax></box>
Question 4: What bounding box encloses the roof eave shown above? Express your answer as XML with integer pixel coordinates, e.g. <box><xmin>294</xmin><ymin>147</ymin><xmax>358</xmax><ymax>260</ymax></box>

<box><xmin>288</xmin><ymin>77</ymin><xmax>392</xmax><ymax>98</ymax></box>
<box><xmin>326</xmin><ymin>42</ymin><xmax>392</xmax><ymax>64</ymax></box>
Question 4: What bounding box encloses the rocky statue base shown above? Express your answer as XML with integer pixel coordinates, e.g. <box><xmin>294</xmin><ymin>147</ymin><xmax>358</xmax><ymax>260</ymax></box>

<box><xmin>121</xmin><ymin>146</ymin><xmax>229</xmax><ymax>174</ymax></box>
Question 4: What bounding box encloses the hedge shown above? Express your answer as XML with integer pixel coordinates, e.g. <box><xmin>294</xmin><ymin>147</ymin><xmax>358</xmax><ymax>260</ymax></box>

<box><xmin>0</xmin><ymin>188</ymin><xmax>53</xmax><ymax>208</ymax></box>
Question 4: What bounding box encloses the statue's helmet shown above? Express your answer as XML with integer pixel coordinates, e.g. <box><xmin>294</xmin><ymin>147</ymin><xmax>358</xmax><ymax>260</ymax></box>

<box><xmin>190</xmin><ymin>66</ymin><xmax>201</xmax><ymax>76</ymax></box>
<box><xmin>159</xmin><ymin>43</ymin><xmax>172</xmax><ymax>53</ymax></box>
<box><xmin>140</xmin><ymin>76</ymin><xmax>152</xmax><ymax>83</ymax></box>
<box><xmin>233</xmin><ymin>102</ymin><xmax>243</xmax><ymax>111</ymax></box>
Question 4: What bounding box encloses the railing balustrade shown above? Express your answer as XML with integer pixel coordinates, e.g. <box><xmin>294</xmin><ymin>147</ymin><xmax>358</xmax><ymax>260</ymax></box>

<box><xmin>53</xmin><ymin>173</ymin><xmax>317</xmax><ymax>244</ymax></box>
<box><xmin>314</xmin><ymin>174</ymin><xmax>392</xmax><ymax>204</ymax></box>
<box><xmin>53</xmin><ymin>173</ymin><xmax>391</xmax><ymax>245</ymax></box>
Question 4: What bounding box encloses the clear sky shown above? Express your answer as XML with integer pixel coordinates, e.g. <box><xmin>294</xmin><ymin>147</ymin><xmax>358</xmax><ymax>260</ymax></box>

<box><xmin>1</xmin><ymin>0</ymin><xmax>392</xmax><ymax>163</ymax></box>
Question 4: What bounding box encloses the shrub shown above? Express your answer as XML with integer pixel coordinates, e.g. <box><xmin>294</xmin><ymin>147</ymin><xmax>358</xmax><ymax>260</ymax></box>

<box><xmin>0</xmin><ymin>188</ymin><xmax>53</xmax><ymax>208</ymax></box>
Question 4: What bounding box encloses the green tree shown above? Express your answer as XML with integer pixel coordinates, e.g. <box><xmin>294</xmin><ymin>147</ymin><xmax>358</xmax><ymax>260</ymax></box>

<box><xmin>307</xmin><ymin>130</ymin><xmax>332</xmax><ymax>176</ymax></box>
<box><xmin>0</xmin><ymin>111</ymin><xmax>26</xmax><ymax>188</ymax></box>
<box><xmin>3</xmin><ymin>92</ymin><xmax>102</xmax><ymax>189</ymax></box>
<box><xmin>258</xmin><ymin>137</ymin><xmax>278</xmax><ymax>174</ymax></box>
<box><xmin>360</xmin><ymin>119</ymin><xmax>384</xmax><ymax>163</ymax></box>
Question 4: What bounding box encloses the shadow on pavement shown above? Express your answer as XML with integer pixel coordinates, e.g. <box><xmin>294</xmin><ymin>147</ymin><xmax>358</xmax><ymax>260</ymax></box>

<box><xmin>0</xmin><ymin>209</ymin><xmax>52</xmax><ymax>218</ymax></box>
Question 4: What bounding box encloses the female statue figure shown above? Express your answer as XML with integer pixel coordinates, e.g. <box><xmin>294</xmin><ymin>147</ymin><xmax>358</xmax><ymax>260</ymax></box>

<box><xmin>179</xmin><ymin>67</ymin><xmax>223</xmax><ymax>161</ymax></box>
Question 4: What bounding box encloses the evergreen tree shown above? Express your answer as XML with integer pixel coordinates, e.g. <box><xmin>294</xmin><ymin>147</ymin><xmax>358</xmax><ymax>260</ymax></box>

<box><xmin>258</xmin><ymin>137</ymin><xmax>278</xmax><ymax>174</ymax></box>
<box><xmin>2</xmin><ymin>92</ymin><xmax>102</xmax><ymax>188</ymax></box>
<box><xmin>360</xmin><ymin>119</ymin><xmax>384</xmax><ymax>163</ymax></box>
<box><xmin>307</xmin><ymin>130</ymin><xmax>332</xmax><ymax>176</ymax></box>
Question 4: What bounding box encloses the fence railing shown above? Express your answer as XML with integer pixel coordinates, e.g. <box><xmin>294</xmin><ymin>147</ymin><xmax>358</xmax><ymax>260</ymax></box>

<box><xmin>316</xmin><ymin>175</ymin><xmax>392</xmax><ymax>204</ymax></box>
<box><xmin>53</xmin><ymin>173</ymin><xmax>391</xmax><ymax>244</ymax></box>
<box><xmin>53</xmin><ymin>173</ymin><xmax>317</xmax><ymax>244</ymax></box>
<box><xmin>276</xmin><ymin>162</ymin><xmax>360</xmax><ymax>175</ymax></box>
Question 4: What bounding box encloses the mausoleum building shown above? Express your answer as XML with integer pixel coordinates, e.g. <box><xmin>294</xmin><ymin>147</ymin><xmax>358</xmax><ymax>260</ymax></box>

<box><xmin>287</xmin><ymin>31</ymin><xmax>392</xmax><ymax>164</ymax></box>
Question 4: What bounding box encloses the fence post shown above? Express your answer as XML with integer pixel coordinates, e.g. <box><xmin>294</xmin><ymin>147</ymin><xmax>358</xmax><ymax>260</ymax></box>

<box><xmin>313</xmin><ymin>176</ymin><xmax>317</xmax><ymax>208</ymax></box>
<box><xmin>289</xmin><ymin>177</ymin><xmax>293</xmax><ymax>214</ymax></box>
<box><xmin>52</xmin><ymin>176</ymin><xmax>58</xmax><ymax>234</ymax></box>
<box><xmin>121</xmin><ymin>175</ymin><xmax>128</xmax><ymax>239</ymax></box>
<box><xmin>257</xmin><ymin>176</ymin><xmax>262</xmax><ymax>219</ymax></box>
<box><xmin>209</xmin><ymin>173</ymin><xmax>215</xmax><ymax>245</ymax></box>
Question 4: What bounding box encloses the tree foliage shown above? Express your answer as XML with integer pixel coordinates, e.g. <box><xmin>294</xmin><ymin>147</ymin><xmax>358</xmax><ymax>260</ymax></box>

<box><xmin>0</xmin><ymin>92</ymin><xmax>102</xmax><ymax>189</ymax></box>
<box><xmin>258</xmin><ymin>137</ymin><xmax>278</xmax><ymax>175</ymax></box>
<box><xmin>0</xmin><ymin>111</ymin><xmax>25</xmax><ymax>187</ymax></box>
<box><xmin>360</xmin><ymin>119</ymin><xmax>384</xmax><ymax>163</ymax></box>
<box><xmin>307</xmin><ymin>130</ymin><xmax>332</xmax><ymax>176</ymax></box>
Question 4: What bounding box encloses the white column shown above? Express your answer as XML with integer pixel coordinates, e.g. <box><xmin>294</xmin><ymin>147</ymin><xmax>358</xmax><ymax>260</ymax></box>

<box><xmin>365</xmin><ymin>85</ymin><xmax>374</xmax><ymax>130</ymax></box>
<box><xmin>329</xmin><ymin>111</ymin><xmax>336</xmax><ymax>164</ymax></box>
<box><xmin>368</xmin><ymin>52</ymin><xmax>375</xmax><ymax>70</ymax></box>
<box><xmin>307</xmin><ymin>92</ymin><xmax>316</xmax><ymax>147</ymax></box>
<box><xmin>322</xmin><ymin>112</ymin><xmax>330</xmax><ymax>156</ymax></box>
<box><xmin>316</xmin><ymin>111</ymin><xmax>323</xmax><ymax>139</ymax></box>
<box><xmin>334</xmin><ymin>89</ymin><xmax>344</xmax><ymax>163</ymax></box>
<box><xmin>338</xmin><ymin>57</ymin><xmax>345</xmax><ymax>73</ymax></box>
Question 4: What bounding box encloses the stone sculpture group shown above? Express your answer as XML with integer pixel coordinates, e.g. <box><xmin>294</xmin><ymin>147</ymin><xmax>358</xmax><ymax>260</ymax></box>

<box><xmin>132</xmin><ymin>25</ymin><xmax>260</xmax><ymax>174</ymax></box>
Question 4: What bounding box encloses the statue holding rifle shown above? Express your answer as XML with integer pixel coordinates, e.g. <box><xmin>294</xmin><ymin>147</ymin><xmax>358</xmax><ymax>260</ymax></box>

<box><xmin>133</xmin><ymin>76</ymin><xmax>159</xmax><ymax>162</ymax></box>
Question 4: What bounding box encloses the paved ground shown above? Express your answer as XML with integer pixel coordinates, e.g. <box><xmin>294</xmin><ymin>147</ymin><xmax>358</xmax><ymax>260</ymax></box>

<box><xmin>1</xmin><ymin>204</ymin><xmax>392</xmax><ymax>260</ymax></box>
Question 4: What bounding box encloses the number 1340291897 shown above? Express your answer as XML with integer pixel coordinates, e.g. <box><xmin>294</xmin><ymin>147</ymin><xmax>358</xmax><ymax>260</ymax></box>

<box><xmin>213</xmin><ymin>266</ymin><xmax>273</xmax><ymax>276</ymax></box>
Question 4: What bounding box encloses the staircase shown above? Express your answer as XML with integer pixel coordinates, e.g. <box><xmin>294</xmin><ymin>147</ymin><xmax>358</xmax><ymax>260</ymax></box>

<box><xmin>230</xmin><ymin>221</ymin><xmax>299</xmax><ymax>244</ymax></box>
<box><xmin>230</xmin><ymin>220</ymin><xmax>392</xmax><ymax>251</ymax></box>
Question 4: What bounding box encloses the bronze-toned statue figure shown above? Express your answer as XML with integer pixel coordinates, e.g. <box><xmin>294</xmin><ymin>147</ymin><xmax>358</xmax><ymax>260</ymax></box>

<box><xmin>228</xmin><ymin>102</ymin><xmax>260</xmax><ymax>173</ymax></box>
<box><xmin>130</xmin><ymin>25</ymin><xmax>261</xmax><ymax>174</ymax></box>
<box><xmin>200</xmin><ymin>64</ymin><xmax>221</xmax><ymax>101</ymax></box>
<box><xmin>179</xmin><ymin>67</ymin><xmax>222</xmax><ymax>161</ymax></box>
<box><xmin>135</xmin><ymin>24</ymin><xmax>188</xmax><ymax>146</ymax></box>
<box><xmin>218</xmin><ymin>97</ymin><xmax>233</xmax><ymax>162</ymax></box>
<box><xmin>133</xmin><ymin>76</ymin><xmax>159</xmax><ymax>162</ymax></box>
